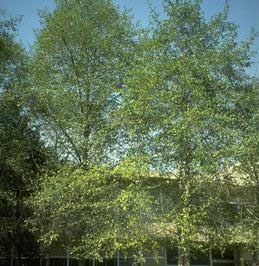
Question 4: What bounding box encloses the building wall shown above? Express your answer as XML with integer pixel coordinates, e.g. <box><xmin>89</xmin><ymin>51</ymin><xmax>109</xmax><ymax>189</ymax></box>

<box><xmin>1</xmin><ymin>246</ymin><xmax>258</xmax><ymax>266</ymax></box>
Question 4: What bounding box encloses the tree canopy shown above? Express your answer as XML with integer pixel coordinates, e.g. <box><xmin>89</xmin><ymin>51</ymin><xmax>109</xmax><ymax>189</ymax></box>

<box><xmin>0</xmin><ymin>0</ymin><xmax>258</xmax><ymax>265</ymax></box>
<box><xmin>29</xmin><ymin>0</ymin><xmax>136</xmax><ymax>166</ymax></box>
<box><xmin>0</xmin><ymin>11</ymin><xmax>51</xmax><ymax>265</ymax></box>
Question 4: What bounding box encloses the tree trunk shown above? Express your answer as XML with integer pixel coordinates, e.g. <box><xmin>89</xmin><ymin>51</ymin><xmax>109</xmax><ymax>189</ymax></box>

<box><xmin>209</xmin><ymin>247</ymin><xmax>213</xmax><ymax>266</ymax></box>
<box><xmin>83</xmin><ymin>126</ymin><xmax>91</xmax><ymax>167</ymax></box>
<box><xmin>17</xmin><ymin>248</ymin><xmax>22</xmax><ymax>266</ymax></box>
<box><xmin>179</xmin><ymin>248</ymin><xmax>190</xmax><ymax>266</ymax></box>
<box><xmin>10</xmin><ymin>244</ymin><xmax>14</xmax><ymax>266</ymax></box>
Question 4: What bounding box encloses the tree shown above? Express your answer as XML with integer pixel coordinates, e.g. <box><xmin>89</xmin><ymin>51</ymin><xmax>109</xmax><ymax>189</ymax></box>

<box><xmin>234</xmin><ymin>80</ymin><xmax>259</xmax><ymax>263</ymax></box>
<box><xmin>30</xmin><ymin>0</ymin><xmax>136</xmax><ymax>167</ymax></box>
<box><xmin>29</xmin><ymin>0</ymin><xmax>151</xmax><ymax>260</ymax></box>
<box><xmin>29</xmin><ymin>0</ymin><xmax>258</xmax><ymax>263</ymax></box>
<box><xmin>117</xmin><ymin>0</ymin><xmax>257</xmax><ymax>262</ymax></box>
<box><xmin>0</xmin><ymin>11</ymin><xmax>50</xmax><ymax>266</ymax></box>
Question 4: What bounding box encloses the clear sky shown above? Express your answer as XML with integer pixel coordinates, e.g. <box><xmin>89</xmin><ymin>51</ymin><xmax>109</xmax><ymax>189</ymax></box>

<box><xmin>1</xmin><ymin>0</ymin><xmax>258</xmax><ymax>76</ymax></box>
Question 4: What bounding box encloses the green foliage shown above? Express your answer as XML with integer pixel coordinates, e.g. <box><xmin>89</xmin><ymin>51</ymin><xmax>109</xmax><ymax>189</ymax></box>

<box><xmin>1</xmin><ymin>0</ymin><xmax>258</xmax><ymax>262</ymax></box>
<box><xmin>29</xmin><ymin>0</ymin><xmax>136</xmax><ymax>166</ymax></box>
<box><xmin>116</xmin><ymin>0</ymin><xmax>258</xmax><ymax>256</ymax></box>
<box><xmin>0</xmin><ymin>11</ymin><xmax>51</xmax><ymax>261</ymax></box>
<box><xmin>234</xmin><ymin>81</ymin><xmax>259</xmax><ymax>249</ymax></box>
<box><xmin>29</xmin><ymin>158</ymin><xmax>163</xmax><ymax>260</ymax></box>
<box><xmin>120</xmin><ymin>0</ymin><xmax>256</xmax><ymax>174</ymax></box>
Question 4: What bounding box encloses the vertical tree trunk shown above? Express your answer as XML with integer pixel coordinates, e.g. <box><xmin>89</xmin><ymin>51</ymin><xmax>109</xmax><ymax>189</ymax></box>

<box><xmin>17</xmin><ymin>248</ymin><xmax>22</xmax><ymax>266</ymax></box>
<box><xmin>10</xmin><ymin>244</ymin><xmax>14</xmax><ymax>266</ymax></box>
<box><xmin>46</xmin><ymin>254</ymin><xmax>50</xmax><ymax>266</ymax></box>
<box><xmin>66</xmin><ymin>249</ymin><xmax>70</xmax><ymax>266</ymax></box>
<box><xmin>234</xmin><ymin>246</ymin><xmax>241</xmax><ymax>266</ymax></box>
<box><xmin>83</xmin><ymin>126</ymin><xmax>91</xmax><ymax>166</ymax></box>
<box><xmin>209</xmin><ymin>247</ymin><xmax>213</xmax><ymax>266</ymax></box>
<box><xmin>179</xmin><ymin>248</ymin><xmax>190</xmax><ymax>266</ymax></box>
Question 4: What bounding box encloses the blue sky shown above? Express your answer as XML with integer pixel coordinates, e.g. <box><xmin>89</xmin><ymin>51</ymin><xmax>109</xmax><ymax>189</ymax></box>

<box><xmin>1</xmin><ymin>0</ymin><xmax>258</xmax><ymax>76</ymax></box>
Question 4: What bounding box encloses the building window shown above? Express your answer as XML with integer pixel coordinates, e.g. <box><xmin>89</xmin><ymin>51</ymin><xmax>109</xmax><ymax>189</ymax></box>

<box><xmin>190</xmin><ymin>250</ymin><xmax>210</xmax><ymax>265</ymax></box>
<box><xmin>119</xmin><ymin>258</ymin><xmax>140</xmax><ymax>266</ymax></box>
<box><xmin>50</xmin><ymin>258</ymin><xmax>67</xmax><ymax>266</ymax></box>
<box><xmin>69</xmin><ymin>259</ymin><xmax>79</xmax><ymax>266</ymax></box>
<box><xmin>167</xmin><ymin>247</ymin><xmax>235</xmax><ymax>266</ymax></box>
<box><xmin>96</xmin><ymin>259</ymin><xmax>117</xmax><ymax>266</ymax></box>
<box><xmin>49</xmin><ymin>258</ymin><xmax>79</xmax><ymax>266</ymax></box>
<box><xmin>85</xmin><ymin>259</ymin><xmax>92</xmax><ymax>266</ymax></box>
<box><xmin>212</xmin><ymin>249</ymin><xmax>234</xmax><ymax>266</ymax></box>
<box><xmin>167</xmin><ymin>247</ymin><xmax>178</xmax><ymax>265</ymax></box>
